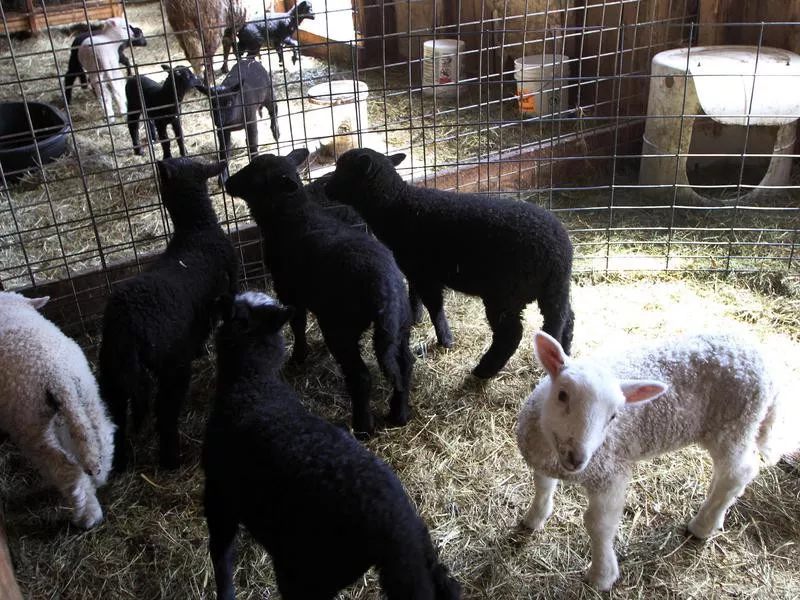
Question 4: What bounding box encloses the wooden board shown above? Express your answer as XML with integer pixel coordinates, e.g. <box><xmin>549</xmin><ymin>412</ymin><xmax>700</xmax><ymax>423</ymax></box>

<box><xmin>0</xmin><ymin>0</ymin><xmax>122</xmax><ymax>34</ymax></box>
<box><xmin>0</xmin><ymin>517</ymin><xmax>23</xmax><ymax>600</ymax></box>
<box><xmin>699</xmin><ymin>0</ymin><xmax>800</xmax><ymax>55</ymax></box>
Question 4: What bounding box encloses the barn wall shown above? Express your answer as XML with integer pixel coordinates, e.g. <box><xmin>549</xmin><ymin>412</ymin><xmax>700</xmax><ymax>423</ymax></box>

<box><xmin>698</xmin><ymin>0</ymin><xmax>800</xmax><ymax>55</ymax></box>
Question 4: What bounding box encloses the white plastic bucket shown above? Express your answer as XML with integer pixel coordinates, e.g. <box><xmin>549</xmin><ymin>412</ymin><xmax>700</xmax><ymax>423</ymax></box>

<box><xmin>514</xmin><ymin>55</ymin><xmax>570</xmax><ymax>117</ymax></box>
<box><xmin>422</xmin><ymin>39</ymin><xmax>465</xmax><ymax>99</ymax></box>
<box><xmin>306</xmin><ymin>79</ymin><xmax>369</xmax><ymax>157</ymax></box>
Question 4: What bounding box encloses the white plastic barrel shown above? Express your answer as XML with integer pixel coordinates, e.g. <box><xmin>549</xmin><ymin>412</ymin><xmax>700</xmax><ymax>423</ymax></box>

<box><xmin>514</xmin><ymin>54</ymin><xmax>570</xmax><ymax>117</ymax></box>
<box><xmin>422</xmin><ymin>39</ymin><xmax>465</xmax><ymax>99</ymax></box>
<box><xmin>306</xmin><ymin>79</ymin><xmax>369</xmax><ymax>157</ymax></box>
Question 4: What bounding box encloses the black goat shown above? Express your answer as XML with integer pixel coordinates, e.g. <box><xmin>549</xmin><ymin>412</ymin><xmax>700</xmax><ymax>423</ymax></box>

<box><xmin>203</xmin><ymin>291</ymin><xmax>462</xmax><ymax>600</ymax></box>
<box><xmin>64</xmin><ymin>25</ymin><xmax>146</xmax><ymax>105</ymax></box>
<box><xmin>125</xmin><ymin>65</ymin><xmax>203</xmax><ymax>158</ymax></box>
<box><xmin>196</xmin><ymin>58</ymin><xmax>280</xmax><ymax>182</ymax></box>
<box><xmin>235</xmin><ymin>0</ymin><xmax>314</xmax><ymax>70</ymax></box>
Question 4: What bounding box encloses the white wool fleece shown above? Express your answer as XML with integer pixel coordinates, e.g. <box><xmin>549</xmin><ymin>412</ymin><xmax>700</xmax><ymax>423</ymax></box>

<box><xmin>516</xmin><ymin>330</ymin><xmax>800</xmax><ymax>591</ymax></box>
<box><xmin>0</xmin><ymin>292</ymin><xmax>115</xmax><ymax>528</ymax></box>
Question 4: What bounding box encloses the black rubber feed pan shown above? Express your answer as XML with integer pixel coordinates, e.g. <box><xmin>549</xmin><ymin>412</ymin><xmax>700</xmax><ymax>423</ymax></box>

<box><xmin>0</xmin><ymin>101</ymin><xmax>69</xmax><ymax>183</ymax></box>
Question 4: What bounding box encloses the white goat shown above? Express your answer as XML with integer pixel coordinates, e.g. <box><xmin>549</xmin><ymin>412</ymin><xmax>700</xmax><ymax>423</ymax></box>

<box><xmin>77</xmin><ymin>17</ymin><xmax>136</xmax><ymax>122</ymax></box>
<box><xmin>516</xmin><ymin>330</ymin><xmax>799</xmax><ymax>591</ymax></box>
<box><xmin>0</xmin><ymin>292</ymin><xmax>115</xmax><ymax>528</ymax></box>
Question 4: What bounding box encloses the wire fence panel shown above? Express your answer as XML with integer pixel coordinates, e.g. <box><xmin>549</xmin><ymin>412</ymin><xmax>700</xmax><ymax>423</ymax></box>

<box><xmin>0</xmin><ymin>0</ymin><xmax>798</xmax><ymax>336</ymax></box>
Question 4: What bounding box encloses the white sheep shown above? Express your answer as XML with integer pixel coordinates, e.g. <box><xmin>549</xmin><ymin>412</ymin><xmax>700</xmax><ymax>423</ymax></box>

<box><xmin>516</xmin><ymin>330</ymin><xmax>800</xmax><ymax>591</ymax></box>
<box><xmin>77</xmin><ymin>17</ymin><xmax>137</xmax><ymax>122</ymax></box>
<box><xmin>0</xmin><ymin>292</ymin><xmax>115</xmax><ymax>528</ymax></box>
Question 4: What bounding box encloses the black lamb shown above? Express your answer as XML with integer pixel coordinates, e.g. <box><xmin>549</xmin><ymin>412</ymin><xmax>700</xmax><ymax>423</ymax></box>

<box><xmin>203</xmin><ymin>291</ymin><xmax>462</xmax><ymax>600</ymax></box>
<box><xmin>325</xmin><ymin>148</ymin><xmax>575</xmax><ymax>379</ymax></box>
<box><xmin>64</xmin><ymin>25</ymin><xmax>146</xmax><ymax>105</ymax></box>
<box><xmin>225</xmin><ymin>149</ymin><xmax>413</xmax><ymax>436</ymax></box>
<box><xmin>235</xmin><ymin>0</ymin><xmax>314</xmax><ymax>71</ymax></box>
<box><xmin>99</xmin><ymin>158</ymin><xmax>238</xmax><ymax>471</ymax></box>
<box><xmin>196</xmin><ymin>58</ymin><xmax>280</xmax><ymax>182</ymax></box>
<box><xmin>125</xmin><ymin>64</ymin><xmax>204</xmax><ymax>158</ymax></box>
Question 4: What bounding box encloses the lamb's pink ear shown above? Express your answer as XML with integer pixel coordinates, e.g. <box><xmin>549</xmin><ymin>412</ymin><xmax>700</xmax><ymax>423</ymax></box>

<box><xmin>533</xmin><ymin>331</ymin><xmax>566</xmax><ymax>378</ymax></box>
<box><xmin>29</xmin><ymin>296</ymin><xmax>50</xmax><ymax>310</ymax></box>
<box><xmin>619</xmin><ymin>380</ymin><xmax>668</xmax><ymax>404</ymax></box>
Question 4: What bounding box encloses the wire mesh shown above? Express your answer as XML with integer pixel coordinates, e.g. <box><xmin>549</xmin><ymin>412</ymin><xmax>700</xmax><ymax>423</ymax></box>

<box><xmin>0</xmin><ymin>0</ymin><xmax>798</xmax><ymax>336</ymax></box>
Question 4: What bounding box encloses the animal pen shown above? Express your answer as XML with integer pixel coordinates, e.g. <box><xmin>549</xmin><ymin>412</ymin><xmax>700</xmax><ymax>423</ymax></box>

<box><xmin>1</xmin><ymin>0</ymin><xmax>800</xmax><ymax>598</ymax></box>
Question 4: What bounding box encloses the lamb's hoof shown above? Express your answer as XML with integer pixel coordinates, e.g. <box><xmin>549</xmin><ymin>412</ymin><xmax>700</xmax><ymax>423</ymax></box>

<box><xmin>159</xmin><ymin>450</ymin><xmax>182</xmax><ymax>470</ymax></box>
<box><xmin>72</xmin><ymin>496</ymin><xmax>104</xmax><ymax>529</ymax></box>
<box><xmin>686</xmin><ymin>517</ymin><xmax>720</xmax><ymax>540</ymax></box>
<box><xmin>385</xmin><ymin>408</ymin><xmax>410</xmax><ymax>428</ymax></box>
<box><xmin>471</xmin><ymin>362</ymin><xmax>500</xmax><ymax>379</ymax></box>
<box><xmin>437</xmin><ymin>335</ymin><xmax>454</xmax><ymax>349</ymax></box>
<box><xmin>586</xmin><ymin>562</ymin><xmax>619</xmax><ymax>591</ymax></box>
<box><xmin>520</xmin><ymin>515</ymin><xmax>547</xmax><ymax>532</ymax></box>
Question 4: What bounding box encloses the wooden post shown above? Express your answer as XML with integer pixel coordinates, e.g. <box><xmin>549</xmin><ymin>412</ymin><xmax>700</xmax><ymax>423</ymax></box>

<box><xmin>0</xmin><ymin>516</ymin><xmax>23</xmax><ymax>600</ymax></box>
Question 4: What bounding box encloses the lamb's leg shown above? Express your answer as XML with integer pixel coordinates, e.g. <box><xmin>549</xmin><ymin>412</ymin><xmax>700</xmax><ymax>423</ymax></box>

<box><xmin>687</xmin><ymin>446</ymin><xmax>760</xmax><ymax>538</ymax></box>
<box><xmin>127</xmin><ymin>111</ymin><xmax>143</xmax><ymax>155</ymax></box>
<box><xmin>64</xmin><ymin>72</ymin><xmax>77</xmax><ymax>104</ymax></box>
<box><xmin>283</xmin><ymin>37</ymin><xmax>300</xmax><ymax>65</ymax></box>
<box><xmin>408</xmin><ymin>283</ymin><xmax>424</xmax><ymax>324</ymax></box>
<box><xmin>206</xmin><ymin>497</ymin><xmax>238</xmax><ymax>600</ymax></box>
<box><xmin>584</xmin><ymin>475</ymin><xmax>629</xmax><ymax>591</ymax></box>
<box><xmin>522</xmin><ymin>471</ymin><xmax>558</xmax><ymax>531</ymax></box>
<box><xmin>155</xmin><ymin>363</ymin><xmax>192</xmax><ymax>469</ymax></box>
<box><xmin>244</xmin><ymin>117</ymin><xmax>259</xmax><ymax>160</ymax></box>
<box><xmin>415</xmin><ymin>283</ymin><xmax>453</xmax><ymax>349</ymax></box>
<box><xmin>265</xmin><ymin>96</ymin><xmax>280</xmax><ymax>142</ymax></box>
<box><xmin>25</xmin><ymin>434</ymin><xmax>103</xmax><ymax>528</ymax></box>
<box><xmin>288</xmin><ymin>307</ymin><xmax>309</xmax><ymax>363</ymax></box>
<box><xmin>386</xmin><ymin>328</ymin><xmax>414</xmax><ymax>427</ymax></box>
<box><xmin>537</xmin><ymin>282</ymin><xmax>573</xmax><ymax>355</ymax></box>
<box><xmin>473</xmin><ymin>301</ymin><xmax>524</xmax><ymax>379</ymax></box>
<box><xmin>322</xmin><ymin>323</ymin><xmax>373</xmax><ymax>437</ymax></box>
<box><xmin>172</xmin><ymin>118</ymin><xmax>187</xmax><ymax>157</ymax></box>
<box><xmin>155</xmin><ymin>121</ymin><xmax>172</xmax><ymax>159</ymax></box>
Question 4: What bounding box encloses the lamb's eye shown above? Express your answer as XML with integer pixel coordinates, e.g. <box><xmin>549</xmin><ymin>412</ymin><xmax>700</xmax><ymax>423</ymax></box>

<box><xmin>608</xmin><ymin>413</ymin><xmax>617</xmax><ymax>424</ymax></box>
<box><xmin>558</xmin><ymin>390</ymin><xmax>568</xmax><ymax>403</ymax></box>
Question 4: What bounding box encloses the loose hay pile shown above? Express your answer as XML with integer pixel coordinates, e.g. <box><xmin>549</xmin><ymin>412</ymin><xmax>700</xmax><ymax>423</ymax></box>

<box><xmin>4</xmin><ymin>274</ymin><xmax>800</xmax><ymax>599</ymax></box>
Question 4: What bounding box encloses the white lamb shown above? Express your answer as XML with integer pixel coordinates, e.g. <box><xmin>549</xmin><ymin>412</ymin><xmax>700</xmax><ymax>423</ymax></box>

<box><xmin>77</xmin><ymin>17</ymin><xmax>137</xmax><ymax>122</ymax></box>
<box><xmin>516</xmin><ymin>330</ymin><xmax>800</xmax><ymax>591</ymax></box>
<box><xmin>0</xmin><ymin>292</ymin><xmax>115</xmax><ymax>529</ymax></box>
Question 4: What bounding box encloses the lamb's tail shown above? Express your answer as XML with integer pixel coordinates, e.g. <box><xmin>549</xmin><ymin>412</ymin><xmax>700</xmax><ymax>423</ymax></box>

<box><xmin>372</xmin><ymin>278</ymin><xmax>412</xmax><ymax>393</ymax></box>
<box><xmin>99</xmin><ymin>340</ymin><xmax>150</xmax><ymax>434</ymax></box>
<box><xmin>756</xmin><ymin>366</ymin><xmax>800</xmax><ymax>466</ymax></box>
<box><xmin>48</xmin><ymin>372</ymin><xmax>115</xmax><ymax>486</ymax></box>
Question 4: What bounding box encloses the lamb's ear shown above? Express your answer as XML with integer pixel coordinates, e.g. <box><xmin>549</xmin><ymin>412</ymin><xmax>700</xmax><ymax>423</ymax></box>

<box><xmin>161</xmin><ymin>64</ymin><xmax>171</xmax><ymax>72</ymax></box>
<box><xmin>201</xmin><ymin>161</ymin><xmax>227</xmax><ymax>179</ymax></box>
<box><xmin>156</xmin><ymin>160</ymin><xmax>175</xmax><ymax>182</ymax></box>
<box><xmin>619</xmin><ymin>380</ymin><xmax>668</xmax><ymax>405</ymax></box>
<box><xmin>215</xmin><ymin>295</ymin><xmax>235</xmax><ymax>322</ymax></box>
<box><xmin>28</xmin><ymin>296</ymin><xmax>50</xmax><ymax>310</ymax></box>
<box><xmin>388</xmin><ymin>153</ymin><xmax>405</xmax><ymax>167</ymax></box>
<box><xmin>225</xmin><ymin>81</ymin><xmax>242</xmax><ymax>94</ymax></box>
<box><xmin>276</xmin><ymin>175</ymin><xmax>300</xmax><ymax>193</ymax></box>
<box><xmin>286</xmin><ymin>148</ymin><xmax>310</xmax><ymax>168</ymax></box>
<box><xmin>195</xmin><ymin>83</ymin><xmax>210</xmax><ymax>96</ymax></box>
<box><xmin>533</xmin><ymin>330</ymin><xmax>566</xmax><ymax>378</ymax></box>
<box><xmin>357</xmin><ymin>153</ymin><xmax>374</xmax><ymax>175</ymax></box>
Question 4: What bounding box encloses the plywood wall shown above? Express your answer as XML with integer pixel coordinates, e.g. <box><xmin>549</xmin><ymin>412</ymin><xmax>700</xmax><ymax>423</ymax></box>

<box><xmin>698</xmin><ymin>0</ymin><xmax>800</xmax><ymax>55</ymax></box>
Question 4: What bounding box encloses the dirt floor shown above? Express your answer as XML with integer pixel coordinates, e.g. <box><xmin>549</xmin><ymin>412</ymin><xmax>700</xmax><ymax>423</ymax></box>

<box><xmin>3</xmin><ymin>272</ymin><xmax>800</xmax><ymax>599</ymax></box>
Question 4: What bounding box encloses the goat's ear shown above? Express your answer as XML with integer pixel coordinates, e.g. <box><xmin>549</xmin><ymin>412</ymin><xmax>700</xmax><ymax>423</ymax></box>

<box><xmin>28</xmin><ymin>296</ymin><xmax>50</xmax><ymax>310</ymax></box>
<box><xmin>161</xmin><ymin>64</ymin><xmax>171</xmax><ymax>72</ymax></box>
<box><xmin>286</xmin><ymin>148</ymin><xmax>310</xmax><ymax>168</ymax></box>
<box><xmin>388</xmin><ymin>153</ymin><xmax>405</xmax><ymax>167</ymax></box>
<box><xmin>619</xmin><ymin>380</ymin><xmax>668</xmax><ymax>405</ymax></box>
<box><xmin>533</xmin><ymin>330</ymin><xmax>567</xmax><ymax>379</ymax></box>
<box><xmin>202</xmin><ymin>161</ymin><xmax>227</xmax><ymax>179</ymax></box>
<box><xmin>276</xmin><ymin>175</ymin><xmax>300</xmax><ymax>194</ymax></box>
